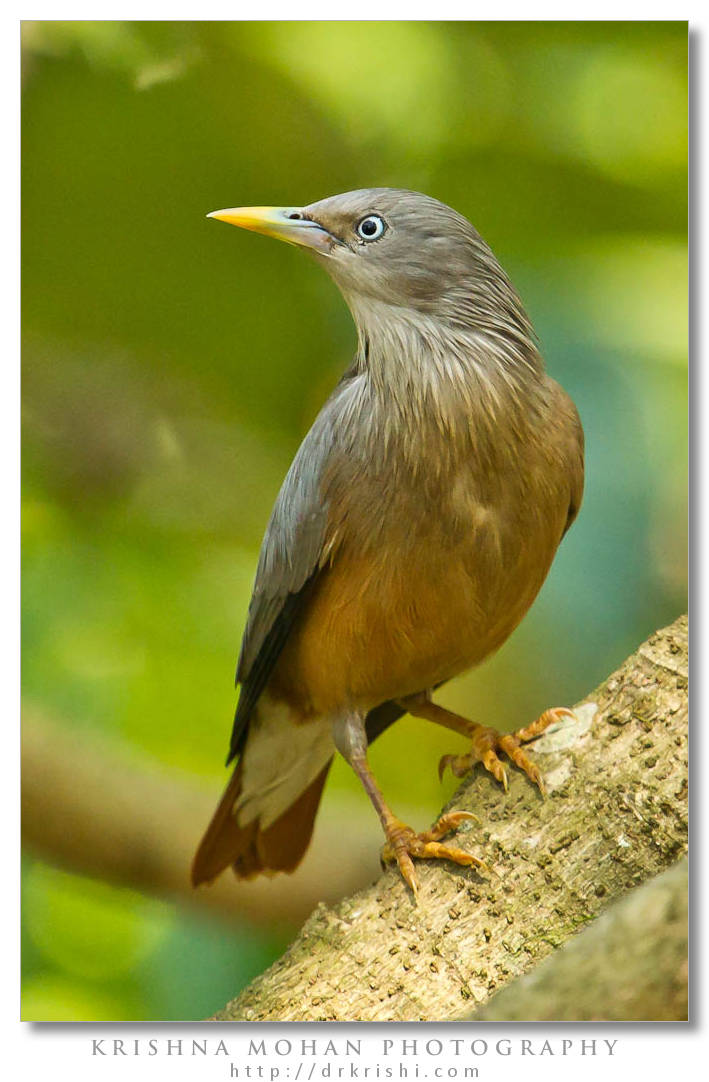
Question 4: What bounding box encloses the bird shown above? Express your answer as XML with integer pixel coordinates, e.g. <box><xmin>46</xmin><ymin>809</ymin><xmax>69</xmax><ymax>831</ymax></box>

<box><xmin>191</xmin><ymin>188</ymin><xmax>584</xmax><ymax>898</ymax></box>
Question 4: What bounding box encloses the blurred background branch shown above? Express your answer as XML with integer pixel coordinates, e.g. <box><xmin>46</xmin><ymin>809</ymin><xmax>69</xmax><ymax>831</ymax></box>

<box><xmin>22</xmin><ymin>705</ymin><xmax>380</xmax><ymax>926</ymax></box>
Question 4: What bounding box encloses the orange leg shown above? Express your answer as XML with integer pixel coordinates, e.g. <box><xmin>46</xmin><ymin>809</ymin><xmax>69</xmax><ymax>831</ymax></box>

<box><xmin>399</xmin><ymin>693</ymin><xmax>574</xmax><ymax>796</ymax></box>
<box><xmin>333</xmin><ymin>713</ymin><xmax>485</xmax><ymax>900</ymax></box>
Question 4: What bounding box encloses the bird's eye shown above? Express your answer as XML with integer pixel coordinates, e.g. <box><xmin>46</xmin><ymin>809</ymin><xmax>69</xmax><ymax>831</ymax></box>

<box><xmin>356</xmin><ymin>215</ymin><xmax>386</xmax><ymax>242</ymax></box>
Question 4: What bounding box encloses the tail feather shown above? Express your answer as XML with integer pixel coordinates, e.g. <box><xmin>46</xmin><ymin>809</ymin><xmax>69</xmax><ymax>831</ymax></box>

<box><xmin>192</xmin><ymin>759</ymin><xmax>332</xmax><ymax>887</ymax></box>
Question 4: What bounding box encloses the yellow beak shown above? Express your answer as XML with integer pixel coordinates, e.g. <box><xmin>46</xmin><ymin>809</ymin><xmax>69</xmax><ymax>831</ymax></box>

<box><xmin>207</xmin><ymin>206</ymin><xmax>334</xmax><ymax>253</ymax></box>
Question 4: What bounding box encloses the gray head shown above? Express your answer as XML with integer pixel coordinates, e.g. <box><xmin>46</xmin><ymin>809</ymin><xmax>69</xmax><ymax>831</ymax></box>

<box><xmin>208</xmin><ymin>188</ymin><xmax>541</xmax><ymax>379</ymax></box>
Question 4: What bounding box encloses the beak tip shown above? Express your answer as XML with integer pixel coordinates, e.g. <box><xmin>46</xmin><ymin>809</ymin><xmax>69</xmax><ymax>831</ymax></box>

<box><xmin>203</xmin><ymin>205</ymin><xmax>330</xmax><ymax>253</ymax></box>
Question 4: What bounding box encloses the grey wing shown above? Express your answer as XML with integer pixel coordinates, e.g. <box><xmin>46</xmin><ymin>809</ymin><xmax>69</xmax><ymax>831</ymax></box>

<box><xmin>226</xmin><ymin>372</ymin><xmax>359</xmax><ymax>763</ymax></box>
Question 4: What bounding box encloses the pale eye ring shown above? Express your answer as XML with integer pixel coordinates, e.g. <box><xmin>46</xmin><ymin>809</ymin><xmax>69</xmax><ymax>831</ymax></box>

<box><xmin>356</xmin><ymin>215</ymin><xmax>386</xmax><ymax>242</ymax></box>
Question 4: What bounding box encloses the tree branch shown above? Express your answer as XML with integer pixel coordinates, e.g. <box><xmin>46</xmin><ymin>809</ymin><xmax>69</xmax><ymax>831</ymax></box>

<box><xmin>465</xmin><ymin>857</ymin><xmax>688</xmax><ymax>1021</ymax></box>
<box><xmin>21</xmin><ymin>708</ymin><xmax>379</xmax><ymax>928</ymax></box>
<box><xmin>214</xmin><ymin>615</ymin><xmax>688</xmax><ymax>1021</ymax></box>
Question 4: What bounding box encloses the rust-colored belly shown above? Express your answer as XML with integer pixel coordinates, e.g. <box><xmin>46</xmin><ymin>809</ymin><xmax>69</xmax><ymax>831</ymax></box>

<box><xmin>269</xmin><ymin>490</ymin><xmax>565</xmax><ymax>719</ymax></box>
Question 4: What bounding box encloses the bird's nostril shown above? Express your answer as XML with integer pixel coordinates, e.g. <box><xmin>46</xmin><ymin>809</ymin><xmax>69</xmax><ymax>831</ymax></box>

<box><xmin>287</xmin><ymin>212</ymin><xmax>303</xmax><ymax>220</ymax></box>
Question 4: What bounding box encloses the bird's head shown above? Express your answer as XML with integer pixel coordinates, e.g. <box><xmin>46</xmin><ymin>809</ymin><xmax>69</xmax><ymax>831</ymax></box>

<box><xmin>208</xmin><ymin>188</ymin><xmax>535</xmax><ymax>350</ymax></box>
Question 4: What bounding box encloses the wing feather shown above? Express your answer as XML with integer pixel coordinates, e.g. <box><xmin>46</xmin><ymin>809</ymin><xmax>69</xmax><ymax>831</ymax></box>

<box><xmin>227</xmin><ymin>369</ymin><xmax>362</xmax><ymax>762</ymax></box>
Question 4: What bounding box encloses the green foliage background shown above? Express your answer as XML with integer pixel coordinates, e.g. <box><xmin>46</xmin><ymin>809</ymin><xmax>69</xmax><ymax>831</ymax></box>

<box><xmin>21</xmin><ymin>21</ymin><xmax>687</xmax><ymax>1020</ymax></box>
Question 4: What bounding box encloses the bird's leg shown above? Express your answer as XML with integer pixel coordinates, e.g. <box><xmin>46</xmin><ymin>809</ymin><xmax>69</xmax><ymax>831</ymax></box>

<box><xmin>398</xmin><ymin>692</ymin><xmax>574</xmax><ymax>795</ymax></box>
<box><xmin>332</xmin><ymin>713</ymin><xmax>486</xmax><ymax>899</ymax></box>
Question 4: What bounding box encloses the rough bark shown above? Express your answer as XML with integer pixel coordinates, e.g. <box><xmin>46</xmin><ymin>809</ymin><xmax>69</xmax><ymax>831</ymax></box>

<box><xmin>215</xmin><ymin>614</ymin><xmax>688</xmax><ymax>1021</ymax></box>
<box><xmin>467</xmin><ymin>857</ymin><xmax>688</xmax><ymax>1021</ymax></box>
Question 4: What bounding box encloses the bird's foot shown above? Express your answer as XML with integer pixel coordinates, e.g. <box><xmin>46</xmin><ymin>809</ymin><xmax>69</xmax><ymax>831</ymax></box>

<box><xmin>380</xmin><ymin>810</ymin><xmax>486</xmax><ymax>900</ymax></box>
<box><xmin>438</xmin><ymin>707</ymin><xmax>574</xmax><ymax>794</ymax></box>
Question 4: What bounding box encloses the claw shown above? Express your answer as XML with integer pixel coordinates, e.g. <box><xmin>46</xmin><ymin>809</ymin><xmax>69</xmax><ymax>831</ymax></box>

<box><xmin>440</xmin><ymin>809</ymin><xmax>480</xmax><ymax>828</ymax></box>
<box><xmin>438</xmin><ymin>753</ymin><xmax>473</xmax><ymax>779</ymax></box>
<box><xmin>438</xmin><ymin>754</ymin><xmax>454</xmax><ymax>781</ymax></box>
<box><xmin>397</xmin><ymin>850</ymin><xmax>419</xmax><ymax>900</ymax></box>
<box><xmin>482</xmin><ymin>749</ymin><xmax>508</xmax><ymax>790</ymax></box>
<box><xmin>514</xmin><ymin>707</ymin><xmax>575</xmax><ymax>742</ymax></box>
<box><xmin>381</xmin><ymin>811</ymin><xmax>488</xmax><ymax>898</ymax></box>
<box><xmin>436</xmin><ymin>706</ymin><xmax>570</xmax><ymax>795</ymax></box>
<box><xmin>422</xmin><ymin>809</ymin><xmax>479</xmax><ymax>841</ymax></box>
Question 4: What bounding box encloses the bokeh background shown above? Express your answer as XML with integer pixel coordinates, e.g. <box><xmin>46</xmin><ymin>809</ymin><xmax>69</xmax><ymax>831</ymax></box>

<box><xmin>21</xmin><ymin>20</ymin><xmax>687</xmax><ymax>1021</ymax></box>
